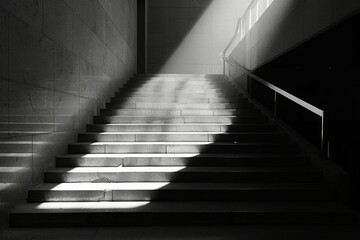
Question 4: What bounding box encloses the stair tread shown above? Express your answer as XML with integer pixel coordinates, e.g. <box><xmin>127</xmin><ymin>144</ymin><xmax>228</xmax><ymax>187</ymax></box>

<box><xmin>45</xmin><ymin>166</ymin><xmax>316</xmax><ymax>173</ymax></box>
<box><xmin>97</xmin><ymin>116</ymin><xmax>256</xmax><ymax>118</ymax></box>
<box><xmin>70</xmin><ymin>142</ymin><xmax>291</xmax><ymax>145</ymax></box>
<box><xmin>59</xmin><ymin>153</ymin><xmax>302</xmax><ymax>158</ymax></box>
<box><xmin>12</xmin><ymin>201</ymin><xmax>351</xmax><ymax>214</ymax></box>
<box><xmin>79</xmin><ymin>132</ymin><xmax>281</xmax><ymax>135</ymax></box>
<box><xmin>100</xmin><ymin>108</ymin><xmax>249</xmax><ymax>111</ymax></box>
<box><xmin>90</xmin><ymin>123</ymin><xmax>270</xmax><ymax>126</ymax></box>
<box><xmin>88</xmin><ymin>123</ymin><xmax>268</xmax><ymax>126</ymax></box>
<box><xmin>30</xmin><ymin>182</ymin><xmax>328</xmax><ymax>191</ymax></box>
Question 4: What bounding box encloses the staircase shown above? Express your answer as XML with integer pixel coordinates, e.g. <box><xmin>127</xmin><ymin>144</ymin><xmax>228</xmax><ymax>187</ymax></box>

<box><xmin>10</xmin><ymin>74</ymin><xmax>355</xmax><ymax>226</ymax></box>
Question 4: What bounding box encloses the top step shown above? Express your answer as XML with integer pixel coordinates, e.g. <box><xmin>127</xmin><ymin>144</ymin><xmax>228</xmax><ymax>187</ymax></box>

<box><xmin>135</xmin><ymin>74</ymin><xmax>224</xmax><ymax>79</ymax></box>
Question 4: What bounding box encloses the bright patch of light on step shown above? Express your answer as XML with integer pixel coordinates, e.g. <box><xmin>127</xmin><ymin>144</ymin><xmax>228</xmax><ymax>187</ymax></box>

<box><xmin>109</xmin><ymin>182</ymin><xmax>171</xmax><ymax>190</ymax></box>
<box><xmin>61</xmin><ymin>167</ymin><xmax>187</xmax><ymax>173</ymax></box>
<box><xmin>47</xmin><ymin>182</ymin><xmax>172</xmax><ymax>191</ymax></box>
<box><xmin>34</xmin><ymin>201</ymin><xmax>151</xmax><ymax>210</ymax></box>
<box><xmin>95</xmin><ymin>132</ymin><xmax>227</xmax><ymax>135</ymax></box>
<box><xmin>77</xmin><ymin>153</ymin><xmax>202</xmax><ymax>158</ymax></box>
<box><xmin>88</xmin><ymin>142</ymin><xmax>215</xmax><ymax>145</ymax></box>
<box><xmin>48</xmin><ymin>183</ymin><xmax>110</xmax><ymax>190</ymax></box>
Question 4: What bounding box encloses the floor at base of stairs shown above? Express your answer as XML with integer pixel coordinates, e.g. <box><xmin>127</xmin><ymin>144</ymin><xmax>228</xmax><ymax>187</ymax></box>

<box><xmin>1</xmin><ymin>224</ymin><xmax>360</xmax><ymax>240</ymax></box>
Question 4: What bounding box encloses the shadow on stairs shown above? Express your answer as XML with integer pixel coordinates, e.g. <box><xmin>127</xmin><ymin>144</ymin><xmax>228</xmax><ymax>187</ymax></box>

<box><xmin>10</xmin><ymin>74</ymin><xmax>358</xmax><ymax>227</ymax></box>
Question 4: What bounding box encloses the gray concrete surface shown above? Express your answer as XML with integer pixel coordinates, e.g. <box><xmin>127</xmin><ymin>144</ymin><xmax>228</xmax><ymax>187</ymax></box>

<box><xmin>0</xmin><ymin>0</ymin><xmax>137</xmax><ymax>230</ymax></box>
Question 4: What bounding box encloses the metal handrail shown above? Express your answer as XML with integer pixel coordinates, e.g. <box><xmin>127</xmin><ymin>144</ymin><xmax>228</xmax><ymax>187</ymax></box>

<box><xmin>222</xmin><ymin>57</ymin><xmax>325</xmax><ymax>154</ymax></box>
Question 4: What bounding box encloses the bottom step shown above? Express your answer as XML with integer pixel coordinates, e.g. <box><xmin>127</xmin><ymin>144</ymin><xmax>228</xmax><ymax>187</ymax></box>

<box><xmin>11</xmin><ymin>202</ymin><xmax>356</xmax><ymax>226</ymax></box>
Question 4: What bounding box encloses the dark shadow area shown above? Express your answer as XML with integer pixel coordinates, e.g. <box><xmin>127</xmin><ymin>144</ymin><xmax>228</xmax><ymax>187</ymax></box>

<box><xmin>253</xmin><ymin>11</ymin><xmax>360</xmax><ymax>210</ymax></box>
<box><xmin>11</xmin><ymin>72</ymin><xmax>357</xmax><ymax>226</ymax></box>
<box><xmin>137</xmin><ymin>0</ymin><xmax>146</xmax><ymax>73</ymax></box>
<box><xmin>249</xmin><ymin>78</ymin><xmax>322</xmax><ymax>149</ymax></box>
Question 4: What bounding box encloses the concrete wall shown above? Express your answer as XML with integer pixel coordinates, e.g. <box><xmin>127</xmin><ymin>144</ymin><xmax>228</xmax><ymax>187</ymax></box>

<box><xmin>146</xmin><ymin>0</ymin><xmax>251</xmax><ymax>74</ymax></box>
<box><xmin>0</xmin><ymin>0</ymin><xmax>137</xmax><ymax>229</ymax></box>
<box><xmin>230</xmin><ymin>0</ymin><xmax>360</xmax><ymax>70</ymax></box>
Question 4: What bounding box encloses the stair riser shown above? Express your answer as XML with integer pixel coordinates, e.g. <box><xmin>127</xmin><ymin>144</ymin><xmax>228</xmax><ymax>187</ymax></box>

<box><xmin>68</xmin><ymin>144</ymin><xmax>298</xmax><ymax>154</ymax></box>
<box><xmin>11</xmin><ymin>211</ymin><xmax>354</xmax><ymax>227</ymax></box>
<box><xmin>100</xmin><ymin>109</ymin><xmax>257</xmax><ymax>117</ymax></box>
<box><xmin>43</xmin><ymin>172</ymin><xmax>321</xmax><ymax>183</ymax></box>
<box><xmin>93</xmin><ymin>116</ymin><xmax>267</xmax><ymax>124</ymax></box>
<box><xmin>28</xmin><ymin>189</ymin><xmax>330</xmax><ymax>202</ymax></box>
<box><xmin>78</xmin><ymin>133</ymin><xmax>287</xmax><ymax>142</ymax></box>
<box><xmin>86</xmin><ymin>125</ymin><xmax>277</xmax><ymax>132</ymax></box>
<box><xmin>56</xmin><ymin>156</ymin><xmax>308</xmax><ymax>167</ymax></box>
<box><xmin>105</xmin><ymin>103</ymin><xmax>242</xmax><ymax>109</ymax></box>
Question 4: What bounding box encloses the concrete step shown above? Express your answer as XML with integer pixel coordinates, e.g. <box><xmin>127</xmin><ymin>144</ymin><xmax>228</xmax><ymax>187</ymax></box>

<box><xmin>99</xmin><ymin>108</ymin><xmax>258</xmax><ymax>117</ymax></box>
<box><xmin>68</xmin><ymin>142</ymin><xmax>298</xmax><ymax>154</ymax></box>
<box><xmin>134</xmin><ymin>73</ymin><xmax>223</xmax><ymax>79</ymax></box>
<box><xmin>42</xmin><ymin>167</ymin><xmax>321</xmax><ymax>183</ymax></box>
<box><xmin>93</xmin><ymin>116</ymin><xmax>267</xmax><ymax>124</ymax></box>
<box><xmin>56</xmin><ymin>153</ymin><xmax>308</xmax><ymax>167</ymax></box>
<box><xmin>134</xmin><ymin>74</ymin><xmax>223</xmax><ymax>79</ymax></box>
<box><xmin>28</xmin><ymin>182</ymin><xmax>329</xmax><ymax>202</ymax></box>
<box><xmin>11</xmin><ymin>201</ymin><xmax>356</xmax><ymax>226</ymax></box>
<box><xmin>121</xmin><ymin>87</ymin><xmax>223</xmax><ymax>93</ymax></box>
<box><xmin>77</xmin><ymin>132</ymin><xmax>287</xmax><ymax>142</ymax></box>
<box><xmin>124</xmin><ymin>80</ymin><xmax>228</xmax><ymax>86</ymax></box>
<box><xmin>115</xmin><ymin>91</ymin><xmax>237</xmax><ymax>98</ymax></box>
<box><xmin>128</xmin><ymin>79</ymin><xmax>225</xmax><ymax>85</ymax></box>
<box><xmin>109</xmin><ymin>96</ymin><xmax>244</xmax><ymax>104</ymax></box>
<box><xmin>121</xmin><ymin>85</ymin><xmax>231</xmax><ymax>92</ymax></box>
<box><xmin>86</xmin><ymin>123</ymin><xmax>278</xmax><ymax>132</ymax></box>
<box><xmin>105</xmin><ymin>102</ymin><xmax>244</xmax><ymax>110</ymax></box>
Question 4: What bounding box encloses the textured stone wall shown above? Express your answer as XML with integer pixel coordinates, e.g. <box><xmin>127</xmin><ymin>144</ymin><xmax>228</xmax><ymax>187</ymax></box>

<box><xmin>0</xmin><ymin>0</ymin><xmax>137</xmax><ymax>229</ymax></box>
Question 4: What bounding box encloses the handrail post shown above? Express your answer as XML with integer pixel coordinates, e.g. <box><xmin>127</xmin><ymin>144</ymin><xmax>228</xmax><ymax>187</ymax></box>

<box><xmin>248</xmin><ymin>75</ymin><xmax>252</xmax><ymax>97</ymax></box>
<box><xmin>274</xmin><ymin>91</ymin><xmax>277</xmax><ymax>117</ymax></box>
<box><xmin>321</xmin><ymin>112</ymin><xmax>328</xmax><ymax>159</ymax></box>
